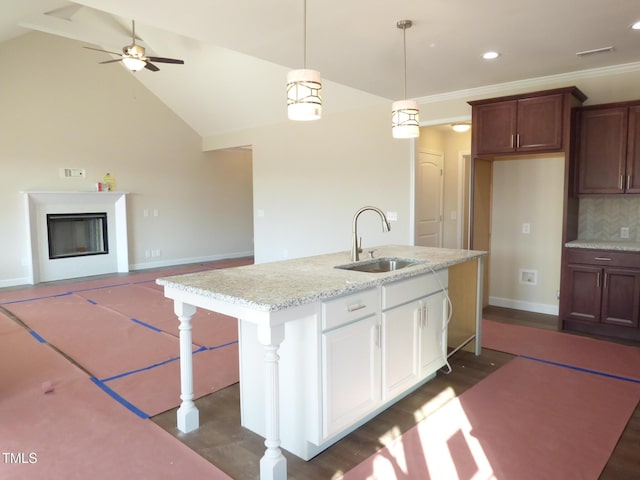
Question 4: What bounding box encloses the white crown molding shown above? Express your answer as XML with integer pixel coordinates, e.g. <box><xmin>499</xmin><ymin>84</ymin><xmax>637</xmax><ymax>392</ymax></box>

<box><xmin>415</xmin><ymin>61</ymin><xmax>640</xmax><ymax>105</ymax></box>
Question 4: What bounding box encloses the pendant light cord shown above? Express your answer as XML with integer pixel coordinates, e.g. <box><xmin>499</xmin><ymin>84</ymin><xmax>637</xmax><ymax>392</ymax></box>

<box><xmin>303</xmin><ymin>0</ymin><xmax>307</xmax><ymax>69</ymax></box>
<box><xmin>402</xmin><ymin>25</ymin><xmax>407</xmax><ymax>100</ymax></box>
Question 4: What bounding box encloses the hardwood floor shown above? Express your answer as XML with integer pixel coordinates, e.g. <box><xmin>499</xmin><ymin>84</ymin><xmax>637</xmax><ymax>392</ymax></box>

<box><xmin>152</xmin><ymin>305</ymin><xmax>640</xmax><ymax>479</ymax></box>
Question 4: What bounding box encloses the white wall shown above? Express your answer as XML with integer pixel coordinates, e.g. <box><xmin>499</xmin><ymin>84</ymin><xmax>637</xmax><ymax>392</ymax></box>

<box><xmin>204</xmin><ymin>105</ymin><xmax>412</xmax><ymax>264</ymax></box>
<box><xmin>489</xmin><ymin>157</ymin><xmax>565</xmax><ymax>314</ymax></box>
<box><xmin>0</xmin><ymin>32</ymin><xmax>254</xmax><ymax>286</ymax></box>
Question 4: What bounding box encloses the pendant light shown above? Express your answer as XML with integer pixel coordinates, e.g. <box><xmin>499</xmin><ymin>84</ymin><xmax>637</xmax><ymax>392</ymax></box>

<box><xmin>392</xmin><ymin>20</ymin><xmax>420</xmax><ymax>139</ymax></box>
<box><xmin>287</xmin><ymin>0</ymin><xmax>322</xmax><ymax>121</ymax></box>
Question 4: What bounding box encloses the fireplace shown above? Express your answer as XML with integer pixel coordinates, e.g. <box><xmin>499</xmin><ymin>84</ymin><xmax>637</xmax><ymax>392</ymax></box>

<box><xmin>47</xmin><ymin>212</ymin><xmax>109</xmax><ymax>259</ymax></box>
<box><xmin>24</xmin><ymin>192</ymin><xmax>128</xmax><ymax>284</ymax></box>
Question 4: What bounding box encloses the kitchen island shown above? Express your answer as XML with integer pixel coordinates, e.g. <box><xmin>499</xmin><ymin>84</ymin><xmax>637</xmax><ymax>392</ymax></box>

<box><xmin>157</xmin><ymin>245</ymin><xmax>485</xmax><ymax>480</ymax></box>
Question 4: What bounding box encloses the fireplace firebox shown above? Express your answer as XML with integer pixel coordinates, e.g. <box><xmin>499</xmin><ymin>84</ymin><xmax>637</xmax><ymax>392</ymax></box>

<box><xmin>47</xmin><ymin>212</ymin><xmax>109</xmax><ymax>260</ymax></box>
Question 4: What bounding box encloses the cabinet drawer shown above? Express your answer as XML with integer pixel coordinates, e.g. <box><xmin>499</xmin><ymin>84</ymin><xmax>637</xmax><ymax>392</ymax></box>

<box><xmin>382</xmin><ymin>269</ymin><xmax>448</xmax><ymax>310</ymax></box>
<box><xmin>321</xmin><ymin>288</ymin><xmax>378</xmax><ymax>331</ymax></box>
<box><xmin>565</xmin><ymin>248</ymin><xmax>640</xmax><ymax>268</ymax></box>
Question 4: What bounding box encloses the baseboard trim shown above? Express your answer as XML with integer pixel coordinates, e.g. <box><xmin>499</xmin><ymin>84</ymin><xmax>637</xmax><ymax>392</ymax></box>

<box><xmin>0</xmin><ymin>277</ymin><xmax>32</xmax><ymax>289</ymax></box>
<box><xmin>129</xmin><ymin>250</ymin><xmax>254</xmax><ymax>271</ymax></box>
<box><xmin>489</xmin><ymin>296</ymin><xmax>559</xmax><ymax>316</ymax></box>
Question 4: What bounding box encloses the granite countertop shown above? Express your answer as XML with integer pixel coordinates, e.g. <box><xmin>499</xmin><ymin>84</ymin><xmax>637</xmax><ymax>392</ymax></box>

<box><xmin>565</xmin><ymin>240</ymin><xmax>640</xmax><ymax>252</ymax></box>
<box><xmin>157</xmin><ymin>245</ymin><xmax>486</xmax><ymax>312</ymax></box>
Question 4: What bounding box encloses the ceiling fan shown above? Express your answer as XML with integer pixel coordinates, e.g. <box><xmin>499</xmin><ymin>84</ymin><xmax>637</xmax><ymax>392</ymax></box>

<box><xmin>84</xmin><ymin>20</ymin><xmax>184</xmax><ymax>72</ymax></box>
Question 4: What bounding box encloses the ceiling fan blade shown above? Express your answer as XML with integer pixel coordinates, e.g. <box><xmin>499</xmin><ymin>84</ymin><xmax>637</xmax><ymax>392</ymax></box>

<box><xmin>144</xmin><ymin>61</ymin><xmax>160</xmax><ymax>72</ymax></box>
<box><xmin>83</xmin><ymin>46</ymin><xmax>122</xmax><ymax>56</ymax></box>
<box><xmin>147</xmin><ymin>56</ymin><xmax>184</xmax><ymax>65</ymax></box>
<box><xmin>99</xmin><ymin>59</ymin><xmax>124</xmax><ymax>64</ymax></box>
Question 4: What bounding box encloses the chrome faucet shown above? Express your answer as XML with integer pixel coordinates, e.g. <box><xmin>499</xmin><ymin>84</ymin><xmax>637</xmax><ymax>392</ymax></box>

<box><xmin>351</xmin><ymin>206</ymin><xmax>391</xmax><ymax>261</ymax></box>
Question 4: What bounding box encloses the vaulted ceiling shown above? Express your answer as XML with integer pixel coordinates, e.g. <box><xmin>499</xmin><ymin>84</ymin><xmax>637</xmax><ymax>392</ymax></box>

<box><xmin>3</xmin><ymin>0</ymin><xmax>640</xmax><ymax>137</ymax></box>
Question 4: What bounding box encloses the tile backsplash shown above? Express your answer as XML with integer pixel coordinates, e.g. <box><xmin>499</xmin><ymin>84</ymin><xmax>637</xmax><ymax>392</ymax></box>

<box><xmin>578</xmin><ymin>197</ymin><xmax>640</xmax><ymax>241</ymax></box>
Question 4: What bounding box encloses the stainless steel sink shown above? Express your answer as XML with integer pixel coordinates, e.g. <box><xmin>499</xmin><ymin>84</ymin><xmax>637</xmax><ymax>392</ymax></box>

<box><xmin>335</xmin><ymin>257</ymin><xmax>422</xmax><ymax>273</ymax></box>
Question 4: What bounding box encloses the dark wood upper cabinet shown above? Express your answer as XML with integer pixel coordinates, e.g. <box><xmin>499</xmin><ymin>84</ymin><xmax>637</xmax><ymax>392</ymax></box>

<box><xmin>576</xmin><ymin>106</ymin><xmax>628</xmax><ymax>194</ymax></box>
<box><xmin>471</xmin><ymin>100</ymin><xmax>517</xmax><ymax>154</ymax></box>
<box><xmin>517</xmin><ymin>94</ymin><xmax>564</xmax><ymax>151</ymax></box>
<box><xmin>576</xmin><ymin>102</ymin><xmax>640</xmax><ymax>194</ymax></box>
<box><xmin>627</xmin><ymin>105</ymin><xmax>640</xmax><ymax>193</ymax></box>
<box><xmin>469</xmin><ymin>87</ymin><xmax>586</xmax><ymax>157</ymax></box>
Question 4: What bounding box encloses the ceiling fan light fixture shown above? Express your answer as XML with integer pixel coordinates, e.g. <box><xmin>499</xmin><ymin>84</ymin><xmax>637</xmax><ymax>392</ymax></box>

<box><xmin>452</xmin><ymin>122</ymin><xmax>471</xmax><ymax>132</ymax></box>
<box><xmin>122</xmin><ymin>56</ymin><xmax>146</xmax><ymax>71</ymax></box>
<box><xmin>392</xmin><ymin>20</ymin><xmax>419</xmax><ymax>139</ymax></box>
<box><xmin>288</xmin><ymin>0</ymin><xmax>322</xmax><ymax>121</ymax></box>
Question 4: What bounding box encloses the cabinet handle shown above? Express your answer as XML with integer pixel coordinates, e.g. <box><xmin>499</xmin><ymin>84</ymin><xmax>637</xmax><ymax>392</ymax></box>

<box><xmin>423</xmin><ymin>305</ymin><xmax>428</xmax><ymax>328</ymax></box>
<box><xmin>510</xmin><ymin>134</ymin><xmax>514</xmax><ymax>149</ymax></box>
<box><xmin>347</xmin><ymin>303</ymin><xmax>366</xmax><ymax>312</ymax></box>
<box><xmin>516</xmin><ymin>133</ymin><xmax>520</xmax><ymax>149</ymax></box>
<box><xmin>620</xmin><ymin>175</ymin><xmax>624</xmax><ymax>190</ymax></box>
<box><xmin>603</xmin><ymin>272</ymin><xmax>608</xmax><ymax>289</ymax></box>
<box><xmin>594</xmin><ymin>257</ymin><xmax>612</xmax><ymax>261</ymax></box>
<box><xmin>597</xmin><ymin>272</ymin><xmax>601</xmax><ymax>288</ymax></box>
<box><xmin>628</xmin><ymin>175</ymin><xmax>632</xmax><ymax>190</ymax></box>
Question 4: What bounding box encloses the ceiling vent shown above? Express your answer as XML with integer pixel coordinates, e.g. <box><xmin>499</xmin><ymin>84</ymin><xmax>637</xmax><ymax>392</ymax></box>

<box><xmin>576</xmin><ymin>46</ymin><xmax>614</xmax><ymax>57</ymax></box>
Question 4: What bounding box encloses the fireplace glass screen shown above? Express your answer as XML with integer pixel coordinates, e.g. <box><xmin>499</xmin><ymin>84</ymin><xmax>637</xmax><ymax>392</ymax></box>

<box><xmin>47</xmin><ymin>213</ymin><xmax>109</xmax><ymax>259</ymax></box>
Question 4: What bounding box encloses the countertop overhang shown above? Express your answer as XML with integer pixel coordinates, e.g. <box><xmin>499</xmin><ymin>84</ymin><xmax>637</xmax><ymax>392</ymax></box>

<box><xmin>157</xmin><ymin>245</ymin><xmax>486</xmax><ymax>313</ymax></box>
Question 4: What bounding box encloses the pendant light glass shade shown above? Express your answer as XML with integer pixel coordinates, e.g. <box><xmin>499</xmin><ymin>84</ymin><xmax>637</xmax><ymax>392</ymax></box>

<box><xmin>287</xmin><ymin>68</ymin><xmax>322</xmax><ymax>121</ymax></box>
<box><xmin>392</xmin><ymin>99</ymin><xmax>420</xmax><ymax>138</ymax></box>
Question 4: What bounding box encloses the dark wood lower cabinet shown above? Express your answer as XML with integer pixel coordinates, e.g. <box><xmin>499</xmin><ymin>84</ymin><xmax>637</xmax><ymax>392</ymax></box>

<box><xmin>602</xmin><ymin>268</ymin><xmax>640</xmax><ymax>327</ymax></box>
<box><xmin>561</xmin><ymin>249</ymin><xmax>640</xmax><ymax>341</ymax></box>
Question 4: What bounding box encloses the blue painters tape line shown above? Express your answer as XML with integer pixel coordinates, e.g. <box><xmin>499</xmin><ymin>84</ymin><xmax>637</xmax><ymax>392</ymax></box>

<box><xmin>205</xmin><ymin>340</ymin><xmax>239</xmax><ymax>351</ymax></box>
<box><xmin>70</xmin><ymin>282</ymin><xmax>132</xmax><ymax>294</ymax></box>
<box><xmin>86</xmin><ymin>298</ymin><xmax>98</xmax><ymax>305</ymax></box>
<box><xmin>90</xmin><ymin>377</ymin><xmax>149</xmax><ymax>419</ymax></box>
<box><xmin>101</xmin><ymin>355</ymin><xmax>181</xmax><ymax>382</ymax></box>
<box><xmin>1</xmin><ymin>291</ymin><xmax>73</xmax><ymax>305</ymax></box>
<box><xmin>101</xmin><ymin>345</ymin><xmax>209</xmax><ymax>383</ymax></box>
<box><xmin>519</xmin><ymin>355</ymin><xmax>640</xmax><ymax>384</ymax></box>
<box><xmin>130</xmin><ymin>317</ymin><xmax>163</xmax><ymax>333</ymax></box>
<box><xmin>29</xmin><ymin>330</ymin><xmax>47</xmax><ymax>343</ymax></box>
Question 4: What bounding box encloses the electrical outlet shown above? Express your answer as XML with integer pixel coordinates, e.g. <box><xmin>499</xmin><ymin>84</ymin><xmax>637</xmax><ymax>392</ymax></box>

<box><xmin>522</xmin><ymin>223</ymin><xmax>531</xmax><ymax>234</ymax></box>
<box><xmin>386</xmin><ymin>211</ymin><xmax>398</xmax><ymax>222</ymax></box>
<box><xmin>621</xmin><ymin>227</ymin><xmax>630</xmax><ymax>239</ymax></box>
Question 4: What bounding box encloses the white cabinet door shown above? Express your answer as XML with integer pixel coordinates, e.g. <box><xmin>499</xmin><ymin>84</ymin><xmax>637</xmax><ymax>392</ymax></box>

<box><xmin>322</xmin><ymin>315</ymin><xmax>381</xmax><ymax>439</ymax></box>
<box><xmin>420</xmin><ymin>291</ymin><xmax>448</xmax><ymax>377</ymax></box>
<box><xmin>381</xmin><ymin>301</ymin><xmax>421</xmax><ymax>400</ymax></box>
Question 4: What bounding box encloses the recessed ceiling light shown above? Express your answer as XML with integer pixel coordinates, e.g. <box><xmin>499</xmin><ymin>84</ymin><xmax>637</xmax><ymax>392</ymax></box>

<box><xmin>633</xmin><ymin>21</ymin><xmax>640</xmax><ymax>30</ymax></box>
<box><xmin>482</xmin><ymin>51</ymin><xmax>500</xmax><ymax>60</ymax></box>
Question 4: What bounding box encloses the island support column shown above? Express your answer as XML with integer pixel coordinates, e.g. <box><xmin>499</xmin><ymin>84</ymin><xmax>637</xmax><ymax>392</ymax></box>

<box><xmin>174</xmin><ymin>301</ymin><xmax>199</xmax><ymax>433</ymax></box>
<box><xmin>257</xmin><ymin>323</ymin><xmax>287</xmax><ymax>480</ymax></box>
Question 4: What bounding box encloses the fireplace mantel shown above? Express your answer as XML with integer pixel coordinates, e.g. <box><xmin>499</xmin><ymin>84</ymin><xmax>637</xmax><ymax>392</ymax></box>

<box><xmin>23</xmin><ymin>191</ymin><xmax>129</xmax><ymax>284</ymax></box>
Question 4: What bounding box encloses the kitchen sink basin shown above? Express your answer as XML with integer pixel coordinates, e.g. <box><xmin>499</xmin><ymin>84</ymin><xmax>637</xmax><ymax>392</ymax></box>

<box><xmin>335</xmin><ymin>257</ymin><xmax>422</xmax><ymax>273</ymax></box>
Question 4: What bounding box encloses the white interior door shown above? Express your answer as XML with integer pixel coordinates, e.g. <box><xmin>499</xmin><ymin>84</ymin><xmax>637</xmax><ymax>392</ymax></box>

<box><xmin>415</xmin><ymin>150</ymin><xmax>444</xmax><ymax>247</ymax></box>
